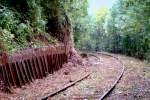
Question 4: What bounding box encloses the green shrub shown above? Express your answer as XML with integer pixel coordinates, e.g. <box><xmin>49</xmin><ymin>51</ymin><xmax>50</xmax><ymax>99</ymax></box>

<box><xmin>144</xmin><ymin>50</ymin><xmax>150</xmax><ymax>62</ymax></box>
<box><xmin>0</xmin><ymin>6</ymin><xmax>19</xmax><ymax>33</ymax></box>
<box><xmin>0</xmin><ymin>28</ymin><xmax>16</xmax><ymax>53</ymax></box>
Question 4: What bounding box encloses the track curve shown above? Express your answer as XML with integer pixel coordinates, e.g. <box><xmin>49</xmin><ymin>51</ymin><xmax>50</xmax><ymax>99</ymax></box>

<box><xmin>42</xmin><ymin>52</ymin><xmax>125</xmax><ymax>100</ymax></box>
<box><xmin>94</xmin><ymin>52</ymin><xmax>125</xmax><ymax>100</ymax></box>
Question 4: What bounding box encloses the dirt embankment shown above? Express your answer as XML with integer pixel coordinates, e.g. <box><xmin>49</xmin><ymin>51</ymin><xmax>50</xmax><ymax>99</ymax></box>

<box><xmin>0</xmin><ymin>53</ymin><xmax>150</xmax><ymax>100</ymax></box>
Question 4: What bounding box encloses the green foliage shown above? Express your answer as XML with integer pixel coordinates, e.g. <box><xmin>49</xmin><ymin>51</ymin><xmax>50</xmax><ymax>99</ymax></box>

<box><xmin>75</xmin><ymin>16</ymin><xmax>96</xmax><ymax>50</ymax></box>
<box><xmin>0</xmin><ymin>6</ymin><xmax>19</xmax><ymax>33</ymax></box>
<box><xmin>105</xmin><ymin>0</ymin><xmax>150</xmax><ymax>59</ymax></box>
<box><xmin>1</xmin><ymin>0</ymin><xmax>149</xmax><ymax>62</ymax></box>
<box><xmin>0</xmin><ymin>28</ymin><xmax>16</xmax><ymax>53</ymax></box>
<box><xmin>95</xmin><ymin>7</ymin><xmax>108</xmax><ymax>24</ymax></box>
<box><xmin>60</xmin><ymin>0</ymin><xmax>89</xmax><ymax>42</ymax></box>
<box><xmin>74</xmin><ymin>0</ymin><xmax>150</xmax><ymax>62</ymax></box>
<box><xmin>0</xmin><ymin>0</ymin><xmax>60</xmax><ymax>53</ymax></box>
<box><xmin>0</xmin><ymin>0</ymin><xmax>89</xmax><ymax>53</ymax></box>
<box><xmin>73</xmin><ymin>6</ymin><xmax>109</xmax><ymax>51</ymax></box>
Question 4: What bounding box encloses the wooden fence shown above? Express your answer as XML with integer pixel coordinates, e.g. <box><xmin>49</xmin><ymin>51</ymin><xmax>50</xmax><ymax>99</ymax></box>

<box><xmin>0</xmin><ymin>45</ymin><xmax>69</xmax><ymax>89</ymax></box>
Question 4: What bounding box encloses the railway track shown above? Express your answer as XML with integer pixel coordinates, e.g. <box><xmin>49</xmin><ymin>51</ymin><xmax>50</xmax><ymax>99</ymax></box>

<box><xmin>94</xmin><ymin>52</ymin><xmax>125</xmax><ymax>100</ymax></box>
<box><xmin>42</xmin><ymin>52</ymin><xmax>125</xmax><ymax>100</ymax></box>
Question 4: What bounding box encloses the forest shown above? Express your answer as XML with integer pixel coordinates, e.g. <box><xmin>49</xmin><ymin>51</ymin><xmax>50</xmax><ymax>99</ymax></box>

<box><xmin>0</xmin><ymin>0</ymin><xmax>150</xmax><ymax>99</ymax></box>
<box><xmin>0</xmin><ymin>0</ymin><xmax>150</xmax><ymax>62</ymax></box>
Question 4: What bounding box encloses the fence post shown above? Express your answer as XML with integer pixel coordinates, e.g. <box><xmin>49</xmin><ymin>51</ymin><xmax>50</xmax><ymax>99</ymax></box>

<box><xmin>0</xmin><ymin>52</ymin><xmax>11</xmax><ymax>93</ymax></box>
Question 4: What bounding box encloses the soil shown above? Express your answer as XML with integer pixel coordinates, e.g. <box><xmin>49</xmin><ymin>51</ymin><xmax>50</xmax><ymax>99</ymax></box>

<box><xmin>51</xmin><ymin>53</ymin><xmax>122</xmax><ymax>100</ymax></box>
<box><xmin>106</xmin><ymin>54</ymin><xmax>150</xmax><ymax>100</ymax></box>
<box><xmin>0</xmin><ymin>53</ymin><xmax>150</xmax><ymax>100</ymax></box>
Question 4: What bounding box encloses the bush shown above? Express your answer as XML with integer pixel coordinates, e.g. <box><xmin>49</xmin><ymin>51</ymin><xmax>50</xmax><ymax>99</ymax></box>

<box><xmin>144</xmin><ymin>50</ymin><xmax>150</xmax><ymax>62</ymax></box>
<box><xmin>0</xmin><ymin>6</ymin><xmax>19</xmax><ymax>33</ymax></box>
<box><xmin>0</xmin><ymin>3</ymin><xmax>53</xmax><ymax>53</ymax></box>
<box><xmin>0</xmin><ymin>28</ymin><xmax>16</xmax><ymax>53</ymax></box>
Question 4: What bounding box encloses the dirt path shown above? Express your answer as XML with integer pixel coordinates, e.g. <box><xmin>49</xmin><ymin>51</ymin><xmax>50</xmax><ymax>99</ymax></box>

<box><xmin>0</xmin><ymin>53</ymin><xmax>149</xmax><ymax>100</ymax></box>
<box><xmin>51</xmin><ymin>54</ymin><xmax>123</xmax><ymax>100</ymax></box>
<box><xmin>0</xmin><ymin>53</ymin><xmax>123</xmax><ymax>100</ymax></box>
<box><xmin>106</xmin><ymin>54</ymin><xmax>150</xmax><ymax>100</ymax></box>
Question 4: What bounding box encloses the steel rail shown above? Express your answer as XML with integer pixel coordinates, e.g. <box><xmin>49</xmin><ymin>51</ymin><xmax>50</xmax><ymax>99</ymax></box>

<box><xmin>41</xmin><ymin>52</ymin><xmax>125</xmax><ymax>100</ymax></box>
<box><xmin>90</xmin><ymin>52</ymin><xmax>125</xmax><ymax>100</ymax></box>
<box><xmin>41</xmin><ymin>73</ymin><xmax>91</xmax><ymax>100</ymax></box>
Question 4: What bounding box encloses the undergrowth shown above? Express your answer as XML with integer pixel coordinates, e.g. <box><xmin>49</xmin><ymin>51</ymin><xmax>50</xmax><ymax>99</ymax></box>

<box><xmin>0</xmin><ymin>4</ymin><xmax>54</xmax><ymax>54</ymax></box>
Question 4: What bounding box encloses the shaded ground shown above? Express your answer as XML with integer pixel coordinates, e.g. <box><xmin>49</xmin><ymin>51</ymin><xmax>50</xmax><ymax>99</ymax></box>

<box><xmin>0</xmin><ymin>62</ymin><xmax>89</xmax><ymax>99</ymax></box>
<box><xmin>106</xmin><ymin>54</ymin><xmax>150</xmax><ymax>100</ymax></box>
<box><xmin>0</xmin><ymin>53</ymin><xmax>150</xmax><ymax>100</ymax></box>
<box><xmin>0</xmin><ymin>53</ymin><xmax>122</xmax><ymax>100</ymax></box>
<box><xmin>52</xmin><ymin>54</ymin><xmax>150</xmax><ymax>100</ymax></box>
<box><xmin>51</xmin><ymin>53</ymin><xmax>122</xmax><ymax>100</ymax></box>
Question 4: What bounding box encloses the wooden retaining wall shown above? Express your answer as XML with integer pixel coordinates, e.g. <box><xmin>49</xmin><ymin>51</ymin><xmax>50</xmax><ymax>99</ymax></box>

<box><xmin>0</xmin><ymin>45</ymin><xmax>69</xmax><ymax>89</ymax></box>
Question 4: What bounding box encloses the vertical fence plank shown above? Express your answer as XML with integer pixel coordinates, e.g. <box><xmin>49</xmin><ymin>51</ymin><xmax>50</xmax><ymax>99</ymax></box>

<box><xmin>8</xmin><ymin>63</ymin><xmax>16</xmax><ymax>86</ymax></box>
<box><xmin>0</xmin><ymin>45</ymin><xmax>68</xmax><ymax>88</ymax></box>
<box><xmin>44</xmin><ymin>55</ymin><xmax>49</xmax><ymax>74</ymax></box>
<box><xmin>1</xmin><ymin>65</ymin><xmax>8</xmax><ymax>87</ymax></box>
<box><xmin>36</xmin><ymin>57</ymin><xmax>43</xmax><ymax>78</ymax></box>
<box><xmin>12</xmin><ymin>63</ymin><xmax>21</xmax><ymax>87</ymax></box>
<box><xmin>29</xmin><ymin>59</ymin><xmax>36</xmax><ymax>79</ymax></box>
<box><xmin>33</xmin><ymin>58</ymin><xmax>40</xmax><ymax>79</ymax></box>
<box><xmin>17</xmin><ymin>62</ymin><xmax>26</xmax><ymax>85</ymax></box>
<box><xmin>3</xmin><ymin>64</ymin><xmax>11</xmax><ymax>87</ymax></box>
<box><xmin>22</xmin><ymin>61</ymin><xmax>31</xmax><ymax>83</ymax></box>
<box><xmin>40</xmin><ymin>56</ymin><xmax>47</xmax><ymax>77</ymax></box>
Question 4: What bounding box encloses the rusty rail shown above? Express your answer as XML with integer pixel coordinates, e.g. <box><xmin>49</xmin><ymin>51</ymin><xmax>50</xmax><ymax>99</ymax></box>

<box><xmin>88</xmin><ymin>52</ymin><xmax>125</xmax><ymax>100</ymax></box>
<box><xmin>0</xmin><ymin>45</ymin><xmax>69</xmax><ymax>89</ymax></box>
